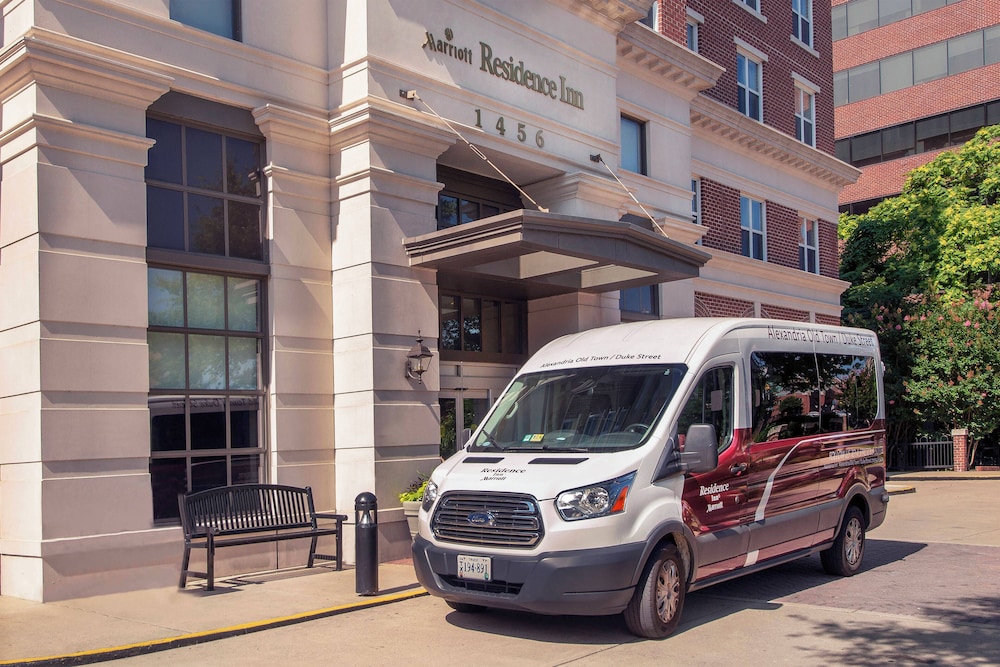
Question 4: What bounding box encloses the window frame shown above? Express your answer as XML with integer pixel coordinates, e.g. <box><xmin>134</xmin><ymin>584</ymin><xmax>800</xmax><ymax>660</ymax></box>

<box><xmin>740</xmin><ymin>195</ymin><xmax>766</xmax><ymax>261</ymax></box>
<box><xmin>146</xmin><ymin>107</ymin><xmax>267</xmax><ymax>524</ymax></box>
<box><xmin>736</xmin><ymin>51</ymin><xmax>764</xmax><ymax>121</ymax></box>
<box><xmin>439</xmin><ymin>290</ymin><xmax>528</xmax><ymax>364</ymax></box>
<box><xmin>794</xmin><ymin>83</ymin><xmax>816</xmax><ymax>147</ymax></box>
<box><xmin>686</xmin><ymin>8</ymin><xmax>704</xmax><ymax>53</ymax></box>
<box><xmin>620</xmin><ymin>114</ymin><xmax>648</xmax><ymax>175</ymax></box>
<box><xmin>792</xmin><ymin>0</ymin><xmax>813</xmax><ymax>48</ymax></box>
<box><xmin>620</xmin><ymin>284</ymin><xmax>661</xmax><ymax>320</ymax></box>
<box><xmin>799</xmin><ymin>218</ymin><xmax>819</xmax><ymax>274</ymax></box>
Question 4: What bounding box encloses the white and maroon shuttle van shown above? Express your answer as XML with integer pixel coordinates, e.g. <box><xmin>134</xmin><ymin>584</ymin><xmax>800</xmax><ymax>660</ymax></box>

<box><xmin>412</xmin><ymin>318</ymin><xmax>888</xmax><ymax>638</ymax></box>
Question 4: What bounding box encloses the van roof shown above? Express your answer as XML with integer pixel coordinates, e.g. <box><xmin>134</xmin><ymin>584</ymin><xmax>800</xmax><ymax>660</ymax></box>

<box><xmin>520</xmin><ymin>318</ymin><xmax>878</xmax><ymax>373</ymax></box>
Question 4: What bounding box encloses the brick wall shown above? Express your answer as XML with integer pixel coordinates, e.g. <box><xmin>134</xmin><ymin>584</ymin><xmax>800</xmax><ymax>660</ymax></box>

<box><xmin>815</xmin><ymin>313</ymin><xmax>841</xmax><ymax>325</ymax></box>
<box><xmin>839</xmin><ymin>147</ymin><xmax>953</xmax><ymax>204</ymax></box>
<box><xmin>835</xmin><ymin>64</ymin><xmax>1000</xmax><ymax>139</ymax></box>
<box><xmin>700</xmin><ymin>177</ymin><xmax>741</xmax><ymax>254</ymax></box>
<box><xmin>687</xmin><ymin>0</ymin><xmax>836</xmax><ymax>154</ymax></box>
<box><xmin>695</xmin><ymin>292</ymin><xmax>755</xmax><ymax>317</ymax></box>
<box><xmin>659</xmin><ymin>0</ymin><xmax>687</xmax><ymax>44</ymax></box>
<box><xmin>764</xmin><ymin>200</ymin><xmax>799</xmax><ymax>270</ymax></box>
<box><xmin>818</xmin><ymin>218</ymin><xmax>839</xmax><ymax>279</ymax></box>
<box><xmin>833</xmin><ymin>0</ymin><xmax>999</xmax><ymax>70</ymax></box>
<box><xmin>760</xmin><ymin>303</ymin><xmax>809</xmax><ymax>321</ymax></box>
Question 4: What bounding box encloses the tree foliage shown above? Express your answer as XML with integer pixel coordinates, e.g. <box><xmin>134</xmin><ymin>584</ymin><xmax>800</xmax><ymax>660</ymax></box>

<box><xmin>840</xmin><ymin>125</ymin><xmax>1000</xmax><ymax>454</ymax></box>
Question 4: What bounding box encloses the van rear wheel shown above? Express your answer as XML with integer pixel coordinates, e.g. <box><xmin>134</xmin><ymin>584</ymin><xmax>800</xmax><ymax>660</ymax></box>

<box><xmin>821</xmin><ymin>505</ymin><xmax>866</xmax><ymax>576</ymax></box>
<box><xmin>623</xmin><ymin>544</ymin><xmax>686</xmax><ymax>639</ymax></box>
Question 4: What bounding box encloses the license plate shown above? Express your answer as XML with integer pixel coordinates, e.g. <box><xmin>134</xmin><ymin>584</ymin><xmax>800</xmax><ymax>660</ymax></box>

<box><xmin>457</xmin><ymin>554</ymin><xmax>491</xmax><ymax>581</ymax></box>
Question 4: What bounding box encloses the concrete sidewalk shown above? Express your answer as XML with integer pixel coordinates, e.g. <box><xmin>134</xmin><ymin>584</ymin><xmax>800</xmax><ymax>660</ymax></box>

<box><xmin>4</xmin><ymin>471</ymin><xmax>999</xmax><ymax>666</ymax></box>
<box><xmin>0</xmin><ymin>561</ymin><xmax>423</xmax><ymax>666</ymax></box>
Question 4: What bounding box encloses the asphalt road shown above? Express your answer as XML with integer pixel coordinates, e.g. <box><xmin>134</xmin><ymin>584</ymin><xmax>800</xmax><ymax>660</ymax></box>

<box><xmin>118</xmin><ymin>480</ymin><xmax>1000</xmax><ymax>667</ymax></box>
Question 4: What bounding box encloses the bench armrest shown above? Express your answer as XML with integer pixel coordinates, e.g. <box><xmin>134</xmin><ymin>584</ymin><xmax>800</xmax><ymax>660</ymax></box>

<box><xmin>314</xmin><ymin>513</ymin><xmax>348</xmax><ymax>521</ymax></box>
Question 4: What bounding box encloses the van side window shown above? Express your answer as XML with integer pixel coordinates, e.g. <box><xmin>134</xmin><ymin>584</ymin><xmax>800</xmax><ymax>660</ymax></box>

<box><xmin>821</xmin><ymin>354</ymin><xmax>879</xmax><ymax>431</ymax></box>
<box><xmin>677</xmin><ymin>366</ymin><xmax>734</xmax><ymax>452</ymax></box>
<box><xmin>752</xmin><ymin>351</ymin><xmax>878</xmax><ymax>442</ymax></box>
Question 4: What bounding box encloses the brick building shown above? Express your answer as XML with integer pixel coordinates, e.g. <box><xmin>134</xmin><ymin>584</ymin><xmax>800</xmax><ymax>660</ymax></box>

<box><xmin>832</xmin><ymin>0</ymin><xmax>1000</xmax><ymax>213</ymax></box>
<box><xmin>1</xmin><ymin>0</ymin><xmax>854</xmax><ymax>601</ymax></box>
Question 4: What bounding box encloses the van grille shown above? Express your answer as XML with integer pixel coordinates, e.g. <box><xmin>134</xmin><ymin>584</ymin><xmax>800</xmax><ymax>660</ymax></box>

<box><xmin>431</xmin><ymin>492</ymin><xmax>543</xmax><ymax>548</ymax></box>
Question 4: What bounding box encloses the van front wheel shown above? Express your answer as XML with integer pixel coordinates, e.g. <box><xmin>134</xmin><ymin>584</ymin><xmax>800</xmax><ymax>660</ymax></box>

<box><xmin>623</xmin><ymin>544</ymin><xmax>686</xmax><ymax>639</ymax></box>
<box><xmin>821</xmin><ymin>505</ymin><xmax>866</xmax><ymax>576</ymax></box>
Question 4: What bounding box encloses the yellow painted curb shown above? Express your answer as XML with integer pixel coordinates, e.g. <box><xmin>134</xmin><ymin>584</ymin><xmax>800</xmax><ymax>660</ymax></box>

<box><xmin>1</xmin><ymin>587</ymin><xmax>428</xmax><ymax>666</ymax></box>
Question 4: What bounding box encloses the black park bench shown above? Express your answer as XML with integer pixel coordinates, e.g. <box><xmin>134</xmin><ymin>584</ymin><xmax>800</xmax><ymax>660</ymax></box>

<box><xmin>178</xmin><ymin>484</ymin><xmax>347</xmax><ymax>591</ymax></box>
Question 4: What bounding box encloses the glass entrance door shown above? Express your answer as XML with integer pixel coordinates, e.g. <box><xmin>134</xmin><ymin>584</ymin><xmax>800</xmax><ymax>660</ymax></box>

<box><xmin>440</xmin><ymin>390</ymin><xmax>491</xmax><ymax>459</ymax></box>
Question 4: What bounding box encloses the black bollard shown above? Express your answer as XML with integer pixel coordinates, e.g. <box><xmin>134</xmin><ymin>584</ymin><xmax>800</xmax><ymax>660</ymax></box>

<box><xmin>355</xmin><ymin>492</ymin><xmax>378</xmax><ymax>595</ymax></box>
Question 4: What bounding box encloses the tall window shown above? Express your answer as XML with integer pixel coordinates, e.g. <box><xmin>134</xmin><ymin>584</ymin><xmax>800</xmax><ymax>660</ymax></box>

<box><xmin>621</xmin><ymin>115</ymin><xmax>647</xmax><ymax>175</ymax></box>
<box><xmin>795</xmin><ymin>85</ymin><xmax>816</xmax><ymax>146</ymax></box>
<box><xmin>737</xmin><ymin>53</ymin><xmax>763</xmax><ymax>121</ymax></box>
<box><xmin>170</xmin><ymin>0</ymin><xmax>240</xmax><ymax>40</ymax></box>
<box><xmin>741</xmin><ymin>195</ymin><xmax>766</xmax><ymax>260</ymax></box>
<box><xmin>799</xmin><ymin>218</ymin><xmax>819</xmax><ymax>273</ymax></box>
<box><xmin>146</xmin><ymin>112</ymin><xmax>265</xmax><ymax>522</ymax></box>
<box><xmin>792</xmin><ymin>0</ymin><xmax>813</xmax><ymax>47</ymax></box>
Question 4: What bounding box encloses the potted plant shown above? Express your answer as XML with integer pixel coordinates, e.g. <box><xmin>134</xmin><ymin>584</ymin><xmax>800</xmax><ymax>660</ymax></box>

<box><xmin>399</xmin><ymin>475</ymin><xmax>428</xmax><ymax>539</ymax></box>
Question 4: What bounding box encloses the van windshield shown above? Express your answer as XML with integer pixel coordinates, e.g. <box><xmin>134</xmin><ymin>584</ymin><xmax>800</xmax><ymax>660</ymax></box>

<box><xmin>469</xmin><ymin>364</ymin><xmax>686</xmax><ymax>453</ymax></box>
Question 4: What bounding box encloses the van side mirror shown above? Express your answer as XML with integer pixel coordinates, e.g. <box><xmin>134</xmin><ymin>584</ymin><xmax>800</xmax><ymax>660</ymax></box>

<box><xmin>682</xmin><ymin>424</ymin><xmax>719</xmax><ymax>474</ymax></box>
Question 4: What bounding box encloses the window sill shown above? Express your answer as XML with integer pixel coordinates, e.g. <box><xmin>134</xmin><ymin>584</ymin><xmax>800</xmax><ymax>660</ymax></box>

<box><xmin>731</xmin><ymin>0</ymin><xmax>767</xmax><ymax>23</ymax></box>
<box><xmin>790</xmin><ymin>35</ymin><xmax>820</xmax><ymax>58</ymax></box>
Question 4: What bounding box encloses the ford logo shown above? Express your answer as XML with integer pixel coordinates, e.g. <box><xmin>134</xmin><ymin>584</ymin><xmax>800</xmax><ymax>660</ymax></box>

<box><xmin>467</xmin><ymin>511</ymin><xmax>496</xmax><ymax>526</ymax></box>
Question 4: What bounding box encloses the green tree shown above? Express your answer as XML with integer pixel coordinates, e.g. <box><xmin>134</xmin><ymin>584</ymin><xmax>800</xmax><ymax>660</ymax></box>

<box><xmin>840</xmin><ymin>125</ymin><xmax>1000</xmax><ymax>455</ymax></box>
<box><xmin>903</xmin><ymin>290</ymin><xmax>1000</xmax><ymax>464</ymax></box>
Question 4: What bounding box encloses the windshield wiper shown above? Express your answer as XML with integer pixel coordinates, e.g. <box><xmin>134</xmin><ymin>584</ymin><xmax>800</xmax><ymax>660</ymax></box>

<box><xmin>472</xmin><ymin>428</ymin><xmax>505</xmax><ymax>451</ymax></box>
<box><xmin>503</xmin><ymin>445</ymin><xmax>589</xmax><ymax>453</ymax></box>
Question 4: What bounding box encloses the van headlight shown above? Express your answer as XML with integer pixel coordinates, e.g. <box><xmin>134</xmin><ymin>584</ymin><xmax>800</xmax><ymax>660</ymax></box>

<box><xmin>421</xmin><ymin>480</ymin><xmax>439</xmax><ymax>512</ymax></box>
<box><xmin>555</xmin><ymin>472</ymin><xmax>636</xmax><ymax>521</ymax></box>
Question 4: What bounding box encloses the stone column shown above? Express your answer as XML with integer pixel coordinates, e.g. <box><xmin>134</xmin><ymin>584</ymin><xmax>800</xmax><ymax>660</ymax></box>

<box><xmin>253</xmin><ymin>105</ymin><xmax>338</xmax><ymax>511</ymax></box>
<box><xmin>329</xmin><ymin>104</ymin><xmax>454</xmax><ymax>560</ymax></box>
<box><xmin>0</xmin><ymin>35</ymin><xmax>172</xmax><ymax>600</ymax></box>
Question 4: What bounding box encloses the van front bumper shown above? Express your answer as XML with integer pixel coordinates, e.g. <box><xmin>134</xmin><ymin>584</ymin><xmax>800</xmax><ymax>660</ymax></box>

<box><xmin>411</xmin><ymin>535</ymin><xmax>645</xmax><ymax>616</ymax></box>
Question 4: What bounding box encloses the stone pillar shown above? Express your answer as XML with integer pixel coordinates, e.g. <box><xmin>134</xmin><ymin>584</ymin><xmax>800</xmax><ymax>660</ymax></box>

<box><xmin>951</xmin><ymin>428</ymin><xmax>969</xmax><ymax>473</ymax></box>
<box><xmin>329</xmin><ymin>105</ymin><xmax>454</xmax><ymax>560</ymax></box>
<box><xmin>253</xmin><ymin>105</ymin><xmax>337</xmax><ymax>511</ymax></box>
<box><xmin>0</xmin><ymin>35</ymin><xmax>172</xmax><ymax>600</ymax></box>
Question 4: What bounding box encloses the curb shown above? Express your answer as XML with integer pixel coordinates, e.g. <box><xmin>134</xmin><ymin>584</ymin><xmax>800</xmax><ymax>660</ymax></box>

<box><xmin>0</xmin><ymin>587</ymin><xmax>428</xmax><ymax>667</ymax></box>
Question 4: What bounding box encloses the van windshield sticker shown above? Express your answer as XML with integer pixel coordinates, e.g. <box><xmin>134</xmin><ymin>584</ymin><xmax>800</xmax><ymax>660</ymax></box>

<box><xmin>523</xmin><ymin>433</ymin><xmax>545</xmax><ymax>442</ymax></box>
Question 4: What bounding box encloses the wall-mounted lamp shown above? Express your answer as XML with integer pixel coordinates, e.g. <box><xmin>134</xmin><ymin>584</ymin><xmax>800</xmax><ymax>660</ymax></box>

<box><xmin>405</xmin><ymin>332</ymin><xmax>434</xmax><ymax>383</ymax></box>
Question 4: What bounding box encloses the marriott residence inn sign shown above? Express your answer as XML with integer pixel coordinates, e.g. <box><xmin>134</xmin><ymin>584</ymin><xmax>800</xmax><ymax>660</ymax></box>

<box><xmin>423</xmin><ymin>28</ymin><xmax>586</xmax><ymax>110</ymax></box>
<box><xmin>383</xmin><ymin>2</ymin><xmax>619</xmax><ymax>166</ymax></box>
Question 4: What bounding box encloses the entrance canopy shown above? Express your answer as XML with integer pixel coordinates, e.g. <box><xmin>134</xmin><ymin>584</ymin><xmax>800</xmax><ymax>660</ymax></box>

<box><xmin>404</xmin><ymin>210</ymin><xmax>709</xmax><ymax>300</ymax></box>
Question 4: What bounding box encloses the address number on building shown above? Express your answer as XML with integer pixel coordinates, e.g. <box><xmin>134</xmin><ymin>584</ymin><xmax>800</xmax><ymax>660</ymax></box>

<box><xmin>474</xmin><ymin>109</ymin><xmax>545</xmax><ymax>148</ymax></box>
<box><xmin>457</xmin><ymin>554</ymin><xmax>492</xmax><ymax>581</ymax></box>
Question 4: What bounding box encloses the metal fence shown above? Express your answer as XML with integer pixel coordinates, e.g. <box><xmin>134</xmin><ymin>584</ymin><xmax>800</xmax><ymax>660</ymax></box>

<box><xmin>888</xmin><ymin>436</ymin><xmax>954</xmax><ymax>471</ymax></box>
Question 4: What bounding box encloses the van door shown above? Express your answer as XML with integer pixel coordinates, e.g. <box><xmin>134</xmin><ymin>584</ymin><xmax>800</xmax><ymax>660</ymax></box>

<box><xmin>678</xmin><ymin>362</ymin><xmax>752</xmax><ymax>579</ymax></box>
<box><xmin>744</xmin><ymin>350</ymin><xmax>824</xmax><ymax>559</ymax></box>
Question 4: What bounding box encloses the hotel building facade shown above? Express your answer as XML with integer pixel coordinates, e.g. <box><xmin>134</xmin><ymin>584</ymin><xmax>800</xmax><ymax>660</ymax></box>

<box><xmin>0</xmin><ymin>0</ymin><xmax>855</xmax><ymax>601</ymax></box>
